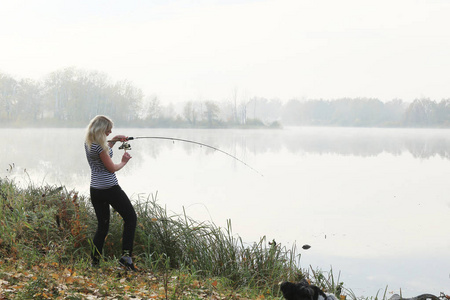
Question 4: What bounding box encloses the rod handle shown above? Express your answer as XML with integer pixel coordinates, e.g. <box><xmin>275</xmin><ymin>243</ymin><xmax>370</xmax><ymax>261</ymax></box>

<box><xmin>107</xmin><ymin>137</ymin><xmax>134</xmax><ymax>142</ymax></box>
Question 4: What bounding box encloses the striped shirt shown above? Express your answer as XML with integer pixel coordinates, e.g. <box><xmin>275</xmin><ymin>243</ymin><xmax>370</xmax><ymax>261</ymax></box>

<box><xmin>85</xmin><ymin>143</ymin><xmax>119</xmax><ymax>189</ymax></box>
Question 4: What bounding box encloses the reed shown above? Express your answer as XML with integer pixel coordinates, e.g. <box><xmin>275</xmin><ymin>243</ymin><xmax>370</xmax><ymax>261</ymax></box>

<box><xmin>0</xmin><ymin>177</ymin><xmax>354</xmax><ymax>298</ymax></box>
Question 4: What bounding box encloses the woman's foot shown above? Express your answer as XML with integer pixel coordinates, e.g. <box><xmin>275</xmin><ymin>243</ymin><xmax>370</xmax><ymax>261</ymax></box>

<box><xmin>119</xmin><ymin>255</ymin><xmax>136</xmax><ymax>271</ymax></box>
<box><xmin>91</xmin><ymin>256</ymin><xmax>100</xmax><ymax>268</ymax></box>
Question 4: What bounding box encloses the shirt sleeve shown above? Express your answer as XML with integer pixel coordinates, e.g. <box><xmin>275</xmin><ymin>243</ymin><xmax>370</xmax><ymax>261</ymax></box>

<box><xmin>92</xmin><ymin>144</ymin><xmax>104</xmax><ymax>154</ymax></box>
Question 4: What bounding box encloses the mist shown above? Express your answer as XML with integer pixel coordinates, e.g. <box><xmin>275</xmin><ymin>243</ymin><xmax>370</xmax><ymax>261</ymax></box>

<box><xmin>1</xmin><ymin>68</ymin><xmax>450</xmax><ymax>128</ymax></box>
<box><xmin>2</xmin><ymin>0</ymin><xmax>450</xmax><ymax>296</ymax></box>
<box><xmin>2</xmin><ymin>1</ymin><xmax>450</xmax><ymax>103</ymax></box>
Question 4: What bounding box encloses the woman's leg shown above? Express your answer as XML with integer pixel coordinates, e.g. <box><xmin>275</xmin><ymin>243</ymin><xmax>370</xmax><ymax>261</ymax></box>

<box><xmin>90</xmin><ymin>187</ymin><xmax>111</xmax><ymax>262</ymax></box>
<box><xmin>108</xmin><ymin>185</ymin><xmax>137</xmax><ymax>256</ymax></box>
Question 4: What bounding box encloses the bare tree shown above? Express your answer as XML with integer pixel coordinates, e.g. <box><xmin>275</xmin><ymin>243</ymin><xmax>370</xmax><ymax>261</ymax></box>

<box><xmin>0</xmin><ymin>73</ymin><xmax>18</xmax><ymax>121</ymax></box>
<box><xmin>144</xmin><ymin>95</ymin><xmax>161</xmax><ymax>121</ymax></box>
<box><xmin>15</xmin><ymin>78</ymin><xmax>43</xmax><ymax>121</ymax></box>
<box><xmin>203</xmin><ymin>101</ymin><xmax>220</xmax><ymax>127</ymax></box>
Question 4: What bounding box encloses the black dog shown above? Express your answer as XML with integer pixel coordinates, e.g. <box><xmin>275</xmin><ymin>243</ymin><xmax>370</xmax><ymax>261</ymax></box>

<box><xmin>280</xmin><ymin>279</ymin><xmax>337</xmax><ymax>300</ymax></box>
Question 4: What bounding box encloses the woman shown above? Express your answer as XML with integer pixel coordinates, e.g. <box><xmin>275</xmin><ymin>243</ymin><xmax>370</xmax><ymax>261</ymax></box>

<box><xmin>84</xmin><ymin>115</ymin><xmax>137</xmax><ymax>270</ymax></box>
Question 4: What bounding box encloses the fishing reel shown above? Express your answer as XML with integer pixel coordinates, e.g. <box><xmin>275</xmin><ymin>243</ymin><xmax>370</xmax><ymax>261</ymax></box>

<box><xmin>118</xmin><ymin>141</ymin><xmax>132</xmax><ymax>151</ymax></box>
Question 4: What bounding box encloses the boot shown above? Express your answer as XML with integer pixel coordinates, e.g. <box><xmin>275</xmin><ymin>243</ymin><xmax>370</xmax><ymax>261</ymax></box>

<box><xmin>119</xmin><ymin>254</ymin><xmax>136</xmax><ymax>271</ymax></box>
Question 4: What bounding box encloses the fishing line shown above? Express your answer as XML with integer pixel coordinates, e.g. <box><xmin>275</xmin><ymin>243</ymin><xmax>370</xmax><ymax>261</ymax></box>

<box><xmin>110</xmin><ymin>136</ymin><xmax>263</xmax><ymax>176</ymax></box>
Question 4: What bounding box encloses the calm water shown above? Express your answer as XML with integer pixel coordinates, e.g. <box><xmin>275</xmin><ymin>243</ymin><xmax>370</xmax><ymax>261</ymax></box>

<box><xmin>2</xmin><ymin>127</ymin><xmax>450</xmax><ymax>297</ymax></box>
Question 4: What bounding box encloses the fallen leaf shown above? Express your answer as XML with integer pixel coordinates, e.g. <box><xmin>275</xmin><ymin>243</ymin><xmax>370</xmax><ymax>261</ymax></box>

<box><xmin>65</xmin><ymin>276</ymin><xmax>75</xmax><ymax>284</ymax></box>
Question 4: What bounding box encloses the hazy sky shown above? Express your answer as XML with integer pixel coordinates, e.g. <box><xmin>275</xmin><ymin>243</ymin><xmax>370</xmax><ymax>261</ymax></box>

<box><xmin>1</xmin><ymin>0</ymin><xmax>450</xmax><ymax>104</ymax></box>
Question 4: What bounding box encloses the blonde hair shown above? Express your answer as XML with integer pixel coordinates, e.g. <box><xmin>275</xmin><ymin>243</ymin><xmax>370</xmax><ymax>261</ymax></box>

<box><xmin>85</xmin><ymin>115</ymin><xmax>114</xmax><ymax>153</ymax></box>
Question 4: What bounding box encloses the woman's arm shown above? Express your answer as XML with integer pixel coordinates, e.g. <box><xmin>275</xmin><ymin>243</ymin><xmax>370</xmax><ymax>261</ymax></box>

<box><xmin>99</xmin><ymin>149</ymin><xmax>132</xmax><ymax>173</ymax></box>
<box><xmin>108</xmin><ymin>135</ymin><xmax>128</xmax><ymax>148</ymax></box>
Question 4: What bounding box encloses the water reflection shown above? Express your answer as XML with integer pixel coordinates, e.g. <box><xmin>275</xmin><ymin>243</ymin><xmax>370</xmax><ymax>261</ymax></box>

<box><xmin>137</xmin><ymin>127</ymin><xmax>450</xmax><ymax>159</ymax></box>
<box><xmin>4</xmin><ymin>127</ymin><xmax>450</xmax><ymax>168</ymax></box>
<box><xmin>3</xmin><ymin>127</ymin><xmax>450</xmax><ymax>192</ymax></box>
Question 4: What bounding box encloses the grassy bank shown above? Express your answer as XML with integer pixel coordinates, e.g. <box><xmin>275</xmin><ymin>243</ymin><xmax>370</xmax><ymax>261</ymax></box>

<box><xmin>0</xmin><ymin>178</ymin><xmax>350</xmax><ymax>299</ymax></box>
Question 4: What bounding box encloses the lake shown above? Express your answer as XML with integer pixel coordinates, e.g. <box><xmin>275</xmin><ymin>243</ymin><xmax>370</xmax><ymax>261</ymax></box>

<box><xmin>2</xmin><ymin>127</ymin><xmax>450</xmax><ymax>297</ymax></box>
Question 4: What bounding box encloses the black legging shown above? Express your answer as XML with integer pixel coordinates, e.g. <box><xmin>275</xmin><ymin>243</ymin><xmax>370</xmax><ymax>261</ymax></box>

<box><xmin>90</xmin><ymin>185</ymin><xmax>137</xmax><ymax>259</ymax></box>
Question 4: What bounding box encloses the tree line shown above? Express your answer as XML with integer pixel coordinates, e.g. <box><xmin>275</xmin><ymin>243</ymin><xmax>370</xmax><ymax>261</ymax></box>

<box><xmin>1</xmin><ymin>67</ymin><xmax>450</xmax><ymax>128</ymax></box>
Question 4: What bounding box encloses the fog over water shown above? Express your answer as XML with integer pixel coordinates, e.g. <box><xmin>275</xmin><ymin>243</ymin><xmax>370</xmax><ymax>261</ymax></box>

<box><xmin>3</xmin><ymin>127</ymin><xmax>450</xmax><ymax>296</ymax></box>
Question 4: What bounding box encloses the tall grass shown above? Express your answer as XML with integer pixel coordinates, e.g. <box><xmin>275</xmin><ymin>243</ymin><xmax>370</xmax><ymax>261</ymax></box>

<box><xmin>0</xmin><ymin>178</ymin><xmax>311</xmax><ymax>296</ymax></box>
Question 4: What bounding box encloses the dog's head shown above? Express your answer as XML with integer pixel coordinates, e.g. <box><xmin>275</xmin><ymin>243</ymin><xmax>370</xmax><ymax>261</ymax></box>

<box><xmin>280</xmin><ymin>280</ymin><xmax>314</xmax><ymax>300</ymax></box>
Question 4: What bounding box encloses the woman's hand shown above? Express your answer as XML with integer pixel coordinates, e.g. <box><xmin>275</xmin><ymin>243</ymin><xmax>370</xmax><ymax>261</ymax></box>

<box><xmin>114</xmin><ymin>135</ymin><xmax>128</xmax><ymax>142</ymax></box>
<box><xmin>121</xmin><ymin>151</ymin><xmax>132</xmax><ymax>164</ymax></box>
<box><xmin>108</xmin><ymin>135</ymin><xmax>129</xmax><ymax>148</ymax></box>
<box><xmin>100</xmin><ymin>147</ymin><xmax>132</xmax><ymax>173</ymax></box>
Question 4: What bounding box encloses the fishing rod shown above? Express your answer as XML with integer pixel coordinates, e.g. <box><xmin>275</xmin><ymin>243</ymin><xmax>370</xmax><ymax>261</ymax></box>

<box><xmin>109</xmin><ymin>136</ymin><xmax>263</xmax><ymax>176</ymax></box>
